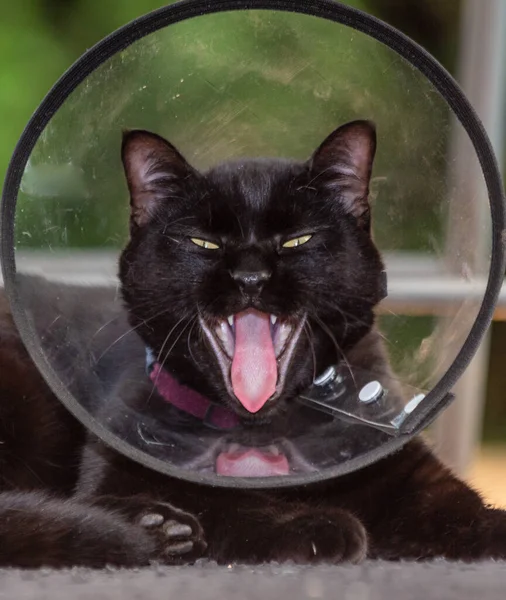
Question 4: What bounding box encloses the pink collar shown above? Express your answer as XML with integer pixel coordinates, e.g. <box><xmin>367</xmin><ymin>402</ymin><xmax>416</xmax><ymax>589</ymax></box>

<box><xmin>146</xmin><ymin>350</ymin><xmax>239</xmax><ymax>430</ymax></box>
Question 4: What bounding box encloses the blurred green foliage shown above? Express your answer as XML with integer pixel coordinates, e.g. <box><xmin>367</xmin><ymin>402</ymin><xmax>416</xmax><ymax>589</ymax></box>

<box><xmin>10</xmin><ymin>1</ymin><xmax>452</xmax><ymax>257</ymax></box>
<box><xmin>0</xmin><ymin>0</ymin><xmax>460</xmax><ymax>192</ymax></box>
<box><xmin>0</xmin><ymin>0</ymin><xmax>173</xmax><ymax>187</ymax></box>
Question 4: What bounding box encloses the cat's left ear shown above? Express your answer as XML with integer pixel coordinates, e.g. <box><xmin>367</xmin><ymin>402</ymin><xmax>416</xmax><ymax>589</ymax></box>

<box><xmin>122</xmin><ymin>130</ymin><xmax>196</xmax><ymax>228</ymax></box>
<box><xmin>310</xmin><ymin>120</ymin><xmax>376</xmax><ymax>229</ymax></box>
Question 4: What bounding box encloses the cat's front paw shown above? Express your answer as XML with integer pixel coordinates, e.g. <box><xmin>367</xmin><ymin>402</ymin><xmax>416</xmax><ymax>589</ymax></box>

<box><xmin>270</xmin><ymin>511</ymin><xmax>367</xmax><ymax>564</ymax></box>
<box><xmin>137</xmin><ymin>501</ymin><xmax>207</xmax><ymax>564</ymax></box>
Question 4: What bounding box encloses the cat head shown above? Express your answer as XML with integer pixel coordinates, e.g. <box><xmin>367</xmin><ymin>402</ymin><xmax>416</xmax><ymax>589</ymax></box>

<box><xmin>119</xmin><ymin>121</ymin><xmax>385</xmax><ymax>421</ymax></box>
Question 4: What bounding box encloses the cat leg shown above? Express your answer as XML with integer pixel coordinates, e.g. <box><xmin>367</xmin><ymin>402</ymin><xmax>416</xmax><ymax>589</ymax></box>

<box><xmin>76</xmin><ymin>443</ymin><xmax>207</xmax><ymax>564</ymax></box>
<box><xmin>363</xmin><ymin>445</ymin><xmax>506</xmax><ymax>561</ymax></box>
<box><xmin>204</xmin><ymin>502</ymin><xmax>367</xmax><ymax>564</ymax></box>
<box><xmin>89</xmin><ymin>494</ymin><xmax>207</xmax><ymax>564</ymax></box>
<box><xmin>79</xmin><ymin>443</ymin><xmax>364</xmax><ymax>564</ymax></box>
<box><xmin>0</xmin><ymin>490</ymin><xmax>159</xmax><ymax>568</ymax></box>
<box><xmin>87</xmin><ymin>489</ymin><xmax>363</xmax><ymax>565</ymax></box>
<box><xmin>80</xmin><ymin>464</ymin><xmax>363</xmax><ymax>564</ymax></box>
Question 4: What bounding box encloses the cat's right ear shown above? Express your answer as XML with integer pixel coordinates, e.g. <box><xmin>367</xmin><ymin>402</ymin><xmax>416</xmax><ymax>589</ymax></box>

<box><xmin>122</xmin><ymin>130</ymin><xmax>194</xmax><ymax>228</ymax></box>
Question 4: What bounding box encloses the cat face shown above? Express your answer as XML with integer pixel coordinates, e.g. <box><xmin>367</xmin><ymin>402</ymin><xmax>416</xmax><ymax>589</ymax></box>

<box><xmin>119</xmin><ymin>121</ymin><xmax>385</xmax><ymax>421</ymax></box>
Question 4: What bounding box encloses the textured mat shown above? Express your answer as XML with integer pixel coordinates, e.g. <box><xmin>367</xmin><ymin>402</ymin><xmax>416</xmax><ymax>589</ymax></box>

<box><xmin>1</xmin><ymin>561</ymin><xmax>505</xmax><ymax>600</ymax></box>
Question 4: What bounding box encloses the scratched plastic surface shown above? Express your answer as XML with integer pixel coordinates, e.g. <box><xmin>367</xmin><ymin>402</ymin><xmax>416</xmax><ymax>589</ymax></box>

<box><xmin>9</xmin><ymin>10</ymin><xmax>491</xmax><ymax>486</ymax></box>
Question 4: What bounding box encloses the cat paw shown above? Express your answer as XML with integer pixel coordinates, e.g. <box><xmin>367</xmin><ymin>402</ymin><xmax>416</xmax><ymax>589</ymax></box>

<box><xmin>137</xmin><ymin>502</ymin><xmax>207</xmax><ymax>563</ymax></box>
<box><xmin>271</xmin><ymin>511</ymin><xmax>367</xmax><ymax>564</ymax></box>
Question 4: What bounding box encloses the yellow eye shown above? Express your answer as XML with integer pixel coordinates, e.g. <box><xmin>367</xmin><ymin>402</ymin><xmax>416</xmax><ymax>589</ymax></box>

<box><xmin>190</xmin><ymin>237</ymin><xmax>220</xmax><ymax>250</ymax></box>
<box><xmin>282</xmin><ymin>234</ymin><xmax>313</xmax><ymax>248</ymax></box>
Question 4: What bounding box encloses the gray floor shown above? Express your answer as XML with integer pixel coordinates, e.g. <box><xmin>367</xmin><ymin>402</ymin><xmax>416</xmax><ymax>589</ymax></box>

<box><xmin>1</xmin><ymin>561</ymin><xmax>505</xmax><ymax>600</ymax></box>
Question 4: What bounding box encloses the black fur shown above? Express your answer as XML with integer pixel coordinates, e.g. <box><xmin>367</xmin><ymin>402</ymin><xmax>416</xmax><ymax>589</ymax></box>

<box><xmin>1</xmin><ymin>121</ymin><xmax>506</xmax><ymax>568</ymax></box>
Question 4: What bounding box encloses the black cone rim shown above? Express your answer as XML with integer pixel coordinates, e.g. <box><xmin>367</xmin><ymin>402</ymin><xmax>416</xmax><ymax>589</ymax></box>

<box><xmin>1</xmin><ymin>0</ymin><xmax>505</xmax><ymax>489</ymax></box>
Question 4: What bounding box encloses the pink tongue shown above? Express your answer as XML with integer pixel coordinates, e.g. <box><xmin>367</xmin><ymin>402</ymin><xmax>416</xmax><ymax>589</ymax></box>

<box><xmin>231</xmin><ymin>309</ymin><xmax>277</xmax><ymax>413</ymax></box>
<box><xmin>216</xmin><ymin>449</ymin><xmax>289</xmax><ymax>477</ymax></box>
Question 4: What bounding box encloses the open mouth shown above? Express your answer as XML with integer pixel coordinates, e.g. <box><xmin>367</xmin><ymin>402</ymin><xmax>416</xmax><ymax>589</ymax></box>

<box><xmin>200</xmin><ymin>309</ymin><xmax>306</xmax><ymax>414</ymax></box>
<box><xmin>177</xmin><ymin>437</ymin><xmax>317</xmax><ymax>478</ymax></box>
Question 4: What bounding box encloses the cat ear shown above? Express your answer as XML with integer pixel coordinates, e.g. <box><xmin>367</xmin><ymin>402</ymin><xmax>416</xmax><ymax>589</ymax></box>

<box><xmin>122</xmin><ymin>130</ymin><xmax>194</xmax><ymax>228</ymax></box>
<box><xmin>310</xmin><ymin>120</ymin><xmax>376</xmax><ymax>228</ymax></box>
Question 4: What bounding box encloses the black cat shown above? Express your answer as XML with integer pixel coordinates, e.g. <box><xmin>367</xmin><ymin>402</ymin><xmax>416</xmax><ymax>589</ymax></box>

<box><xmin>1</xmin><ymin>120</ymin><xmax>506</xmax><ymax>568</ymax></box>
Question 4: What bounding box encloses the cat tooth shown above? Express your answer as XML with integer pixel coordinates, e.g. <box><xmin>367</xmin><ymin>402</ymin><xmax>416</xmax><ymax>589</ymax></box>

<box><xmin>215</xmin><ymin>324</ymin><xmax>226</xmax><ymax>343</ymax></box>
<box><xmin>274</xmin><ymin>323</ymin><xmax>293</xmax><ymax>357</ymax></box>
<box><xmin>215</xmin><ymin>321</ymin><xmax>235</xmax><ymax>357</ymax></box>
<box><xmin>270</xmin><ymin>315</ymin><xmax>278</xmax><ymax>326</ymax></box>
<box><xmin>227</xmin><ymin>315</ymin><xmax>234</xmax><ymax>328</ymax></box>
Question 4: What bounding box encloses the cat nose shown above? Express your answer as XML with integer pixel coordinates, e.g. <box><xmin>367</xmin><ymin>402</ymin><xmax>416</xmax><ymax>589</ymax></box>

<box><xmin>231</xmin><ymin>269</ymin><xmax>271</xmax><ymax>295</ymax></box>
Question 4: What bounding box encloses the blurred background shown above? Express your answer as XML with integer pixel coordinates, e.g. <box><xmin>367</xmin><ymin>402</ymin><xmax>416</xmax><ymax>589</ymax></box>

<box><xmin>0</xmin><ymin>0</ymin><xmax>505</xmax><ymax>502</ymax></box>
